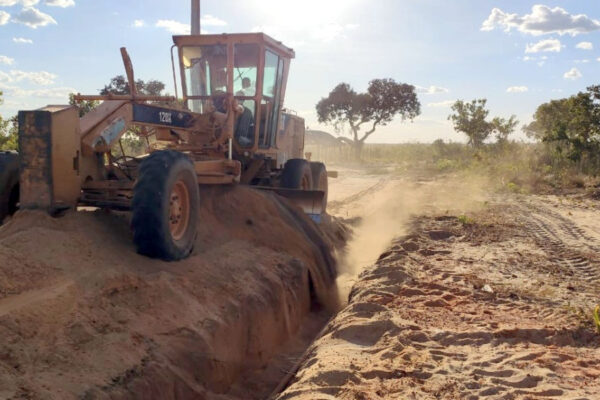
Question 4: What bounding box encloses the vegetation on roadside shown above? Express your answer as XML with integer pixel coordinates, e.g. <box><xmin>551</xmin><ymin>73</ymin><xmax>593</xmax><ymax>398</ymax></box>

<box><xmin>0</xmin><ymin>91</ymin><xmax>18</xmax><ymax>151</ymax></box>
<box><xmin>308</xmin><ymin>84</ymin><xmax>600</xmax><ymax>195</ymax></box>
<box><xmin>457</xmin><ymin>215</ymin><xmax>474</xmax><ymax>225</ymax></box>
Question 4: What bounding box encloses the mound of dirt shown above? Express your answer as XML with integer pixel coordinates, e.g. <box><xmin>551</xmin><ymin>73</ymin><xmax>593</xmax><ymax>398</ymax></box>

<box><xmin>278</xmin><ymin>207</ymin><xmax>600</xmax><ymax>399</ymax></box>
<box><xmin>0</xmin><ymin>185</ymin><xmax>341</xmax><ymax>399</ymax></box>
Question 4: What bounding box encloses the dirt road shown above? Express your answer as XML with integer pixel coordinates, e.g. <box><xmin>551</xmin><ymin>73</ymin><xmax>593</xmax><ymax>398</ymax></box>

<box><xmin>279</xmin><ymin>169</ymin><xmax>600</xmax><ymax>399</ymax></box>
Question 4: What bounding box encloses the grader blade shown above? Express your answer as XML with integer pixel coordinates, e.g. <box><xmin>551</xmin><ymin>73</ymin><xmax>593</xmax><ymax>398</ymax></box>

<box><xmin>259</xmin><ymin>187</ymin><xmax>325</xmax><ymax>223</ymax></box>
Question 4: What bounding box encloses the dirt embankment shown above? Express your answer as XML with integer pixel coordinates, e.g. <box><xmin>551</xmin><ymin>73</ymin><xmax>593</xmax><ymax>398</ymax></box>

<box><xmin>278</xmin><ymin>196</ymin><xmax>600</xmax><ymax>399</ymax></box>
<box><xmin>0</xmin><ymin>185</ymin><xmax>344</xmax><ymax>400</ymax></box>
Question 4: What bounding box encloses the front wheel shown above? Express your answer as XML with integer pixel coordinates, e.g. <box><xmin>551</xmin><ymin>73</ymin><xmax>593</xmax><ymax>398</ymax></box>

<box><xmin>131</xmin><ymin>150</ymin><xmax>199</xmax><ymax>261</ymax></box>
<box><xmin>280</xmin><ymin>159</ymin><xmax>313</xmax><ymax>190</ymax></box>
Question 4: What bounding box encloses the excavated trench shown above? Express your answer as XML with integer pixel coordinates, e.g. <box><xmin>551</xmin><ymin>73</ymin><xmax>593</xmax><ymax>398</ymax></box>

<box><xmin>0</xmin><ymin>185</ymin><xmax>349</xmax><ymax>400</ymax></box>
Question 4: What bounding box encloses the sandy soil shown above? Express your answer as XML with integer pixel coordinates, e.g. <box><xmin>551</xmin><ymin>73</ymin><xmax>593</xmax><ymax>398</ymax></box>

<box><xmin>278</xmin><ymin>171</ymin><xmax>600</xmax><ymax>399</ymax></box>
<box><xmin>3</xmin><ymin>166</ymin><xmax>600</xmax><ymax>399</ymax></box>
<box><xmin>0</xmin><ymin>186</ymin><xmax>342</xmax><ymax>400</ymax></box>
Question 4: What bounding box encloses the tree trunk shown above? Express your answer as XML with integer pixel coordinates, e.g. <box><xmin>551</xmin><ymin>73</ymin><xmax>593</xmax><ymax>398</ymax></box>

<box><xmin>353</xmin><ymin>141</ymin><xmax>364</xmax><ymax>161</ymax></box>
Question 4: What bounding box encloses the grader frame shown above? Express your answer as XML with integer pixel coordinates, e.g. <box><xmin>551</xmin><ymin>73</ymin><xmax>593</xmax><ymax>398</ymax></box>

<box><xmin>18</xmin><ymin>32</ymin><xmax>328</xmax><ymax>260</ymax></box>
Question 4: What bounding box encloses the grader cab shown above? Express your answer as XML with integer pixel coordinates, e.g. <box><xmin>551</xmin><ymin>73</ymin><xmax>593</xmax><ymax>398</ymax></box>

<box><xmin>17</xmin><ymin>32</ymin><xmax>329</xmax><ymax>261</ymax></box>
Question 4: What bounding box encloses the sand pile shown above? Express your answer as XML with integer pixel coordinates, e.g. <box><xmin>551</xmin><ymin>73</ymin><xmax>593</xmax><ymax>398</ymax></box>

<box><xmin>0</xmin><ymin>185</ymin><xmax>341</xmax><ymax>399</ymax></box>
<box><xmin>278</xmin><ymin>206</ymin><xmax>600</xmax><ymax>399</ymax></box>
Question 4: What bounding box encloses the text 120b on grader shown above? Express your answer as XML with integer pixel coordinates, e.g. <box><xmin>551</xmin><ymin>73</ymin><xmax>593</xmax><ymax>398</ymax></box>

<box><xmin>17</xmin><ymin>32</ymin><xmax>330</xmax><ymax>261</ymax></box>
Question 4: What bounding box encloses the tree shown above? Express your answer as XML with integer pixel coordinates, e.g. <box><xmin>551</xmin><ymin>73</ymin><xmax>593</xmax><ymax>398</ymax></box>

<box><xmin>69</xmin><ymin>75</ymin><xmax>168</xmax><ymax>117</ymax></box>
<box><xmin>316</xmin><ymin>79</ymin><xmax>420</xmax><ymax>159</ymax></box>
<box><xmin>68</xmin><ymin>76</ymin><xmax>168</xmax><ymax>156</ymax></box>
<box><xmin>524</xmin><ymin>87</ymin><xmax>600</xmax><ymax>163</ymax></box>
<box><xmin>0</xmin><ymin>91</ymin><xmax>18</xmax><ymax>151</ymax></box>
<box><xmin>448</xmin><ymin>99</ymin><xmax>492</xmax><ymax>148</ymax></box>
<box><xmin>100</xmin><ymin>75</ymin><xmax>165</xmax><ymax>96</ymax></box>
<box><xmin>491</xmin><ymin>115</ymin><xmax>518</xmax><ymax>143</ymax></box>
<box><xmin>69</xmin><ymin>93</ymin><xmax>99</xmax><ymax>117</ymax></box>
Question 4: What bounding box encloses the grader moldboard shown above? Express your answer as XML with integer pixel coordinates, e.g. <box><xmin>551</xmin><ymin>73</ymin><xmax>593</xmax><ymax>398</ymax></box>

<box><xmin>18</xmin><ymin>31</ymin><xmax>330</xmax><ymax>261</ymax></box>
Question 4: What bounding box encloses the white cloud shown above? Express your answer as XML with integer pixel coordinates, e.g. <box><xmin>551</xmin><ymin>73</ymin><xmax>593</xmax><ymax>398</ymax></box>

<box><xmin>201</xmin><ymin>14</ymin><xmax>226</xmax><ymax>27</ymax></box>
<box><xmin>0</xmin><ymin>0</ymin><xmax>39</xmax><ymax>6</ymax></box>
<box><xmin>13</xmin><ymin>6</ymin><xmax>56</xmax><ymax>28</ymax></box>
<box><xmin>19</xmin><ymin>86</ymin><xmax>75</xmax><ymax>97</ymax></box>
<box><xmin>416</xmin><ymin>85</ymin><xmax>449</xmax><ymax>94</ymax></box>
<box><xmin>0</xmin><ymin>82</ymin><xmax>75</xmax><ymax>98</ymax></box>
<box><xmin>155</xmin><ymin>19</ymin><xmax>189</xmax><ymax>35</ymax></box>
<box><xmin>0</xmin><ymin>71</ymin><xmax>11</xmax><ymax>82</ymax></box>
<box><xmin>525</xmin><ymin>38</ymin><xmax>562</xmax><ymax>53</ymax></box>
<box><xmin>5</xmin><ymin>70</ymin><xmax>57</xmax><ymax>85</ymax></box>
<box><xmin>12</xmin><ymin>37</ymin><xmax>33</xmax><ymax>43</ymax></box>
<box><xmin>132</xmin><ymin>19</ymin><xmax>144</xmax><ymax>28</ymax></box>
<box><xmin>427</xmin><ymin>100</ymin><xmax>455</xmax><ymax>108</ymax></box>
<box><xmin>563</xmin><ymin>67</ymin><xmax>582</xmax><ymax>80</ymax></box>
<box><xmin>574</xmin><ymin>59</ymin><xmax>590</xmax><ymax>64</ymax></box>
<box><xmin>44</xmin><ymin>0</ymin><xmax>74</xmax><ymax>7</ymax></box>
<box><xmin>482</xmin><ymin>5</ymin><xmax>600</xmax><ymax>36</ymax></box>
<box><xmin>0</xmin><ymin>10</ymin><xmax>9</xmax><ymax>25</ymax></box>
<box><xmin>506</xmin><ymin>86</ymin><xmax>528</xmax><ymax>93</ymax></box>
<box><xmin>576</xmin><ymin>41</ymin><xmax>593</xmax><ymax>50</ymax></box>
<box><xmin>0</xmin><ymin>55</ymin><xmax>15</xmax><ymax>65</ymax></box>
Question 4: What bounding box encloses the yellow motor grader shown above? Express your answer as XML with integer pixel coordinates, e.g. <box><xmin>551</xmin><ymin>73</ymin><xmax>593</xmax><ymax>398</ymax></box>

<box><xmin>17</xmin><ymin>31</ymin><xmax>329</xmax><ymax>261</ymax></box>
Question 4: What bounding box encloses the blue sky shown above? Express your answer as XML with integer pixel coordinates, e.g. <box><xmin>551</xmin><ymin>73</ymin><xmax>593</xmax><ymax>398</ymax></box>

<box><xmin>0</xmin><ymin>0</ymin><xmax>599</xmax><ymax>143</ymax></box>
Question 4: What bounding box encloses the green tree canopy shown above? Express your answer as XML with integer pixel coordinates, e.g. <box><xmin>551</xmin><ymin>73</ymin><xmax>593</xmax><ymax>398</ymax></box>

<box><xmin>448</xmin><ymin>99</ymin><xmax>518</xmax><ymax>147</ymax></box>
<box><xmin>100</xmin><ymin>75</ymin><xmax>165</xmax><ymax>96</ymax></box>
<box><xmin>316</xmin><ymin>79</ymin><xmax>420</xmax><ymax>159</ymax></box>
<box><xmin>491</xmin><ymin>115</ymin><xmax>519</xmax><ymax>143</ymax></box>
<box><xmin>0</xmin><ymin>91</ymin><xmax>18</xmax><ymax>151</ymax></box>
<box><xmin>448</xmin><ymin>99</ymin><xmax>492</xmax><ymax>147</ymax></box>
<box><xmin>524</xmin><ymin>86</ymin><xmax>600</xmax><ymax>162</ymax></box>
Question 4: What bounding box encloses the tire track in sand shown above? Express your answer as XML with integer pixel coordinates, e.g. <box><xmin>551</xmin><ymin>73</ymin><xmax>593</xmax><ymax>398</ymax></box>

<box><xmin>514</xmin><ymin>200</ymin><xmax>600</xmax><ymax>289</ymax></box>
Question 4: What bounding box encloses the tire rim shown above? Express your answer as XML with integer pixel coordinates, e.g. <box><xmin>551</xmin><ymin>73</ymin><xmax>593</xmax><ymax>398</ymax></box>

<box><xmin>168</xmin><ymin>179</ymin><xmax>190</xmax><ymax>241</ymax></box>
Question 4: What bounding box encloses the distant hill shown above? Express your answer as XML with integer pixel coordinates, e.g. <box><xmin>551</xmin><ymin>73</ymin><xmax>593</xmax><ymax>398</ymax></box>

<box><xmin>305</xmin><ymin>130</ymin><xmax>343</xmax><ymax>146</ymax></box>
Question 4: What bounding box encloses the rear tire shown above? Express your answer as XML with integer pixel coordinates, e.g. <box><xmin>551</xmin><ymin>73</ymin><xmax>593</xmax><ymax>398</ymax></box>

<box><xmin>0</xmin><ymin>151</ymin><xmax>19</xmax><ymax>224</ymax></box>
<box><xmin>309</xmin><ymin>162</ymin><xmax>328</xmax><ymax>212</ymax></box>
<box><xmin>280</xmin><ymin>159</ymin><xmax>313</xmax><ymax>190</ymax></box>
<box><xmin>132</xmin><ymin>150</ymin><xmax>199</xmax><ymax>261</ymax></box>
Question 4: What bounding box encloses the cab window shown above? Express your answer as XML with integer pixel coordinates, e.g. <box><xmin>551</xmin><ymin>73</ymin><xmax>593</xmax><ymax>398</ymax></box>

<box><xmin>182</xmin><ymin>45</ymin><xmax>227</xmax><ymax>98</ymax></box>
<box><xmin>259</xmin><ymin>50</ymin><xmax>285</xmax><ymax>148</ymax></box>
<box><xmin>234</xmin><ymin>44</ymin><xmax>259</xmax><ymax>99</ymax></box>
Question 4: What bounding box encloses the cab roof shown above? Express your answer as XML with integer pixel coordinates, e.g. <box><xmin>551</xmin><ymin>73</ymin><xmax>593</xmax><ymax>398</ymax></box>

<box><xmin>172</xmin><ymin>32</ymin><xmax>295</xmax><ymax>59</ymax></box>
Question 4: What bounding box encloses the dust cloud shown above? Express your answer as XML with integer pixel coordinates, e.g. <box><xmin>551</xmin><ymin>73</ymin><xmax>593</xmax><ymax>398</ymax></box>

<box><xmin>334</xmin><ymin>173</ymin><xmax>492</xmax><ymax>302</ymax></box>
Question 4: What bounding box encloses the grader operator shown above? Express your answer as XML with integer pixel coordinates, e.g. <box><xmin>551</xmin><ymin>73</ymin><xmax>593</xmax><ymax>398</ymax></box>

<box><xmin>16</xmin><ymin>32</ymin><xmax>329</xmax><ymax>261</ymax></box>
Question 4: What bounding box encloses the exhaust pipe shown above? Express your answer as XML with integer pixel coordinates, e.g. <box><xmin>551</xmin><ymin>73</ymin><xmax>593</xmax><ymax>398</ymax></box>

<box><xmin>191</xmin><ymin>0</ymin><xmax>200</xmax><ymax>35</ymax></box>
